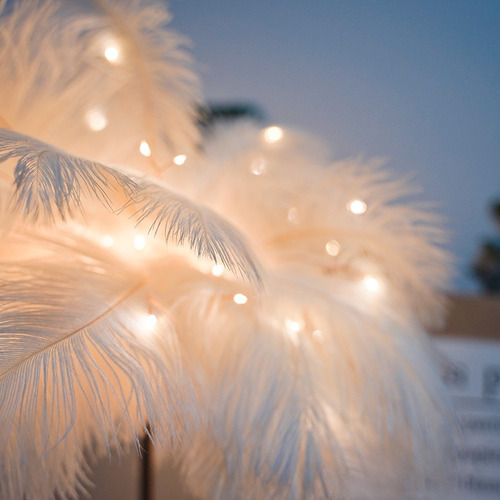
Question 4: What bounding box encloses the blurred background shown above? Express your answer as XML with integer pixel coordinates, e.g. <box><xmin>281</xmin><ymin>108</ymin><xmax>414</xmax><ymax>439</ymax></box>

<box><xmin>169</xmin><ymin>0</ymin><xmax>499</xmax><ymax>294</ymax></box>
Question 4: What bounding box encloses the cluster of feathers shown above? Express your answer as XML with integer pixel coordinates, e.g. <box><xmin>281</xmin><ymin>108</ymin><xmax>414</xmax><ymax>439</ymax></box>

<box><xmin>0</xmin><ymin>0</ymin><xmax>457</xmax><ymax>499</ymax></box>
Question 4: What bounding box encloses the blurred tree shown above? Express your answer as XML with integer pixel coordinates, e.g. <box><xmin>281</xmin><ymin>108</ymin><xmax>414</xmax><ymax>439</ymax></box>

<box><xmin>198</xmin><ymin>101</ymin><xmax>265</xmax><ymax>131</ymax></box>
<box><xmin>472</xmin><ymin>200</ymin><xmax>500</xmax><ymax>294</ymax></box>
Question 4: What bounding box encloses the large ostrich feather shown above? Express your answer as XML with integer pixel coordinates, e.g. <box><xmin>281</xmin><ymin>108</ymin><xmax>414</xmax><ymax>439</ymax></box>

<box><xmin>0</xmin><ymin>226</ymin><xmax>199</xmax><ymax>499</ymax></box>
<box><xmin>0</xmin><ymin>1</ymin><xmax>457</xmax><ymax>499</ymax></box>
<box><xmin>163</xmin><ymin>122</ymin><xmax>457</xmax><ymax>499</ymax></box>
<box><xmin>0</xmin><ymin>0</ymin><xmax>201</xmax><ymax>172</ymax></box>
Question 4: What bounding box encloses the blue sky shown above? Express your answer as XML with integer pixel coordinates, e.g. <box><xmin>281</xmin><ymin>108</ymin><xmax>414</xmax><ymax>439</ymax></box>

<box><xmin>170</xmin><ymin>0</ymin><xmax>500</xmax><ymax>293</ymax></box>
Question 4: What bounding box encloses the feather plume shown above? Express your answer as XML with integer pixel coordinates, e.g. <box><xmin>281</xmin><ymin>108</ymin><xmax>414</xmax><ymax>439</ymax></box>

<box><xmin>0</xmin><ymin>0</ymin><xmax>201</xmax><ymax>172</ymax></box>
<box><xmin>163</xmin><ymin>121</ymin><xmax>452</xmax><ymax>327</ymax></box>
<box><xmin>170</xmin><ymin>274</ymin><xmax>455</xmax><ymax>500</ymax></box>
<box><xmin>0</xmin><ymin>226</ymin><xmax>200</xmax><ymax>500</ymax></box>
<box><xmin>129</xmin><ymin>181</ymin><xmax>262</xmax><ymax>285</ymax></box>
<box><xmin>0</xmin><ymin>127</ymin><xmax>261</xmax><ymax>284</ymax></box>
<box><xmin>0</xmin><ymin>128</ymin><xmax>135</xmax><ymax>222</ymax></box>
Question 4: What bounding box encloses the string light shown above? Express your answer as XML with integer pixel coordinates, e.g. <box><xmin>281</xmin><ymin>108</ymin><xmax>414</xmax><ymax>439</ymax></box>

<box><xmin>348</xmin><ymin>199</ymin><xmax>367</xmax><ymax>215</ymax></box>
<box><xmin>85</xmin><ymin>108</ymin><xmax>108</xmax><ymax>131</ymax></box>
<box><xmin>100</xmin><ymin>235</ymin><xmax>114</xmax><ymax>248</ymax></box>
<box><xmin>139</xmin><ymin>140</ymin><xmax>152</xmax><ymax>157</ymax></box>
<box><xmin>250</xmin><ymin>158</ymin><xmax>267</xmax><ymax>176</ymax></box>
<box><xmin>312</xmin><ymin>329</ymin><xmax>324</xmax><ymax>341</ymax></box>
<box><xmin>211</xmin><ymin>264</ymin><xmax>225</xmax><ymax>277</ymax></box>
<box><xmin>362</xmin><ymin>275</ymin><xmax>381</xmax><ymax>293</ymax></box>
<box><xmin>263</xmin><ymin>126</ymin><xmax>283</xmax><ymax>143</ymax></box>
<box><xmin>133</xmin><ymin>235</ymin><xmax>147</xmax><ymax>250</ymax></box>
<box><xmin>285</xmin><ymin>319</ymin><xmax>301</xmax><ymax>345</ymax></box>
<box><xmin>325</xmin><ymin>239</ymin><xmax>340</xmax><ymax>257</ymax></box>
<box><xmin>173</xmin><ymin>154</ymin><xmax>187</xmax><ymax>166</ymax></box>
<box><xmin>233</xmin><ymin>293</ymin><xmax>248</xmax><ymax>305</ymax></box>
<box><xmin>138</xmin><ymin>313</ymin><xmax>158</xmax><ymax>336</ymax></box>
<box><xmin>104</xmin><ymin>46</ymin><xmax>120</xmax><ymax>63</ymax></box>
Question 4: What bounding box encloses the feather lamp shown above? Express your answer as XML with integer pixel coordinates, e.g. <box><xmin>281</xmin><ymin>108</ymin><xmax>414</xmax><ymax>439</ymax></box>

<box><xmin>0</xmin><ymin>1</ymin><xmax>456</xmax><ymax>499</ymax></box>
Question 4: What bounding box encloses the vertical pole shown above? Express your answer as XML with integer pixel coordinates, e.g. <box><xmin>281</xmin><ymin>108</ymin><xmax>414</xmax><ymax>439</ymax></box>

<box><xmin>140</xmin><ymin>425</ymin><xmax>153</xmax><ymax>500</ymax></box>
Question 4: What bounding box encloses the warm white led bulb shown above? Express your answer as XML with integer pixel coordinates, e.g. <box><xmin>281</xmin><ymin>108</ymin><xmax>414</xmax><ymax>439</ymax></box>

<box><xmin>211</xmin><ymin>264</ymin><xmax>225</xmax><ymax>277</ymax></box>
<box><xmin>250</xmin><ymin>158</ymin><xmax>267</xmax><ymax>176</ymax></box>
<box><xmin>100</xmin><ymin>235</ymin><xmax>114</xmax><ymax>248</ymax></box>
<box><xmin>133</xmin><ymin>235</ymin><xmax>147</xmax><ymax>250</ymax></box>
<box><xmin>325</xmin><ymin>239</ymin><xmax>340</xmax><ymax>257</ymax></box>
<box><xmin>139</xmin><ymin>140</ymin><xmax>152</xmax><ymax>157</ymax></box>
<box><xmin>285</xmin><ymin>319</ymin><xmax>302</xmax><ymax>345</ymax></box>
<box><xmin>363</xmin><ymin>275</ymin><xmax>381</xmax><ymax>293</ymax></box>
<box><xmin>263</xmin><ymin>126</ymin><xmax>283</xmax><ymax>143</ymax></box>
<box><xmin>85</xmin><ymin>108</ymin><xmax>108</xmax><ymax>131</ymax></box>
<box><xmin>144</xmin><ymin>314</ymin><xmax>157</xmax><ymax>327</ymax></box>
<box><xmin>138</xmin><ymin>313</ymin><xmax>158</xmax><ymax>336</ymax></box>
<box><xmin>173</xmin><ymin>154</ymin><xmax>187</xmax><ymax>166</ymax></box>
<box><xmin>312</xmin><ymin>329</ymin><xmax>324</xmax><ymax>340</ymax></box>
<box><xmin>348</xmin><ymin>199</ymin><xmax>367</xmax><ymax>215</ymax></box>
<box><xmin>233</xmin><ymin>293</ymin><xmax>248</xmax><ymax>305</ymax></box>
<box><xmin>285</xmin><ymin>319</ymin><xmax>301</xmax><ymax>333</ymax></box>
<box><xmin>104</xmin><ymin>46</ymin><xmax>120</xmax><ymax>63</ymax></box>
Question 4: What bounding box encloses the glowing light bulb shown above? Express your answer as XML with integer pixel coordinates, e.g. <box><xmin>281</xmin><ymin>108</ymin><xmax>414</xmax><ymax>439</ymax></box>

<box><xmin>139</xmin><ymin>140</ymin><xmax>152</xmax><ymax>157</ymax></box>
<box><xmin>100</xmin><ymin>235</ymin><xmax>114</xmax><ymax>248</ymax></box>
<box><xmin>287</xmin><ymin>207</ymin><xmax>300</xmax><ymax>224</ymax></box>
<box><xmin>312</xmin><ymin>329</ymin><xmax>324</xmax><ymax>340</ymax></box>
<box><xmin>363</xmin><ymin>275</ymin><xmax>381</xmax><ymax>293</ymax></box>
<box><xmin>211</xmin><ymin>264</ymin><xmax>225</xmax><ymax>277</ymax></box>
<box><xmin>285</xmin><ymin>319</ymin><xmax>302</xmax><ymax>345</ymax></box>
<box><xmin>138</xmin><ymin>313</ymin><xmax>158</xmax><ymax>336</ymax></box>
<box><xmin>325</xmin><ymin>239</ymin><xmax>340</xmax><ymax>257</ymax></box>
<box><xmin>263</xmin><ymin>126</ymin><xmax>283</xmax><ymax>143</ymax></box>
<box><xmin>173</xmin><ymin>154</ymin><xmax>187</xmax><ymax>166</ymax></box>
<box><xmin>133</xmin><ymin>235</ymin><xmax>147</xmax><ymax>250</ymax></box>
<box><xmin>233</xmin><ymin>293</ymin><xmax>248</xmax><ymax>305</ymax></box>
<box><xmin>104</xmin><ymin>45</ymin><xmax>120</xmax><ymax>63</ymax></box>
<box><xmin>85</xmin><ymin>108</ymin><xmax>108</xmax><ymax>131</ymax></box>
<box><xmin>285</xmin><ymin>319</ymin><xmax>301</xmax><ymax>333</ymax></box>
<box><xmin>145</xmin><ymin>314</ymin><xmax>157</xmax><ymax>327</ymax></box>
<box><xmin>250</xmin><ymin>158</ymin><xmax>267</xmax><ymax>176</ymax></box>
<box><xmin>348</xmin><ymin>199</ymin><xmax>367</xmax><ymax>215</ymax></box>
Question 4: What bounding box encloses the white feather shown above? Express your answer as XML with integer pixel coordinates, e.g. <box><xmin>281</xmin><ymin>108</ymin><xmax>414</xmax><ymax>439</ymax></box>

<box><xmin>0</xmin><ymin>127</ymin><xmax>261</xmax><ymax>284</ymax></box>
<box><xmin>163</xmin><ymin>122</ymin><xmax>452</xmax><ymax>328</ymax></box>
<box><xmin>171</xmin><ymin>275</ymin><xmax>456</xmax><ymax>500</ymax></box>
<box><xmin>0</xmin><ymin>227</ymin><xmax>200</xmax><ymax>500</ymax></box>
<box><xmin>0</xmin><ymin>127</ymin><xmax>136</xmax><ymax>222</ymax></box>
<box><xmin>0</xmin><ymin>0</ymin><xmax>201</xmax><ymax>172</ymax></box>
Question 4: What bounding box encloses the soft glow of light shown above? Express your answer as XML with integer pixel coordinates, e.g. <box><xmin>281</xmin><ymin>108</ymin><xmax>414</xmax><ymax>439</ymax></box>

<box><xmin>173</xmin><ymin>154</ymin><xmax>187</xmax><ymax>166</ymax></box>
<box><xmin>139</xmin><ymin>140</ymin><xmax>152</xmax><ymax>157</ymax></box>
<box><xmin>100</xmin><ymin>235</ymin><xmax>114</xmax><ymax>248</ymax></box>
<box><xmin>85</xmin><ymin>108</ymin><xmax>108</xmax><ymax>131</ymax></box>
<box><xmin>348</xmin><ymin>199</ymin><xmax>367</xmax><ymax>215</ymax></box>
<box><xmin>263</xmin><ymin>126</ymin><xmax>283</xmax><ymax>143</ymax></box>
<box><xmin>287</xmin><ymin>207</ymin><xmax>300</xmax><ymax>224</ymax></box>
<box><xmin>363</xmin><ymin>275</ymin><xmax>381</xmax><ymax>293</ymax></box>
<box><xmin>285</xmin><ymin>319</ymin><xmax>301</xmax><ymax>333</ymax></box>
<box><xmin>312</xmin><ymin>329</ymin><xmax>324</xmax><ymax>340</ymax></box>
<box><xmin>139</xmin><ymin>313</ymin><xmax>158</xmax><ymax>335</ymax></box>
<box><xmin>104</xmin><ymin>45</ymin><xmax>120</xmax><ymax>63</ymax></box>
<box><xmin>133</xmin><ymin>235</ymin><xmax>147</xmax><ymax>250</ymax></box>
<box><xmin>250</xmin><ymin>158</ymin><xmax>267</xmax><ymax>176</ymax></box>
<box><xmin>325</xmin><ymin>239</ymin><xmax>340</xmax><ymax>257</ymax></box>
<box><xmin>211</xmin><ymin>264</ymin><xmax>225</xmax><ymax>277</ymax></box>
<box><xmin>233</xmin><ymin>293</ymin><xmax>248</xmax><ymax>305</ymax></box>
<box><xmin>285</xmin><ymin>319</ymin><xmax>301</xmax><ymax>345</ymax></box>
